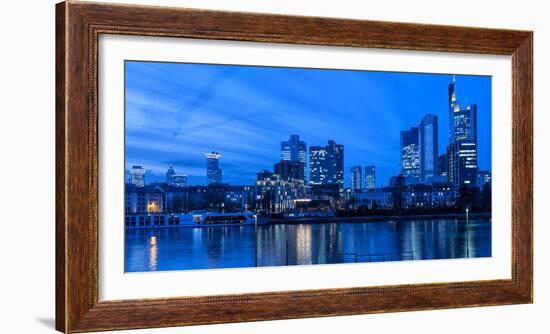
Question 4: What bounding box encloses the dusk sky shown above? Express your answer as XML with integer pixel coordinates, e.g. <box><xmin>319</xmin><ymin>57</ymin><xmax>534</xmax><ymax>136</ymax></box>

<box><xmin>125</xmin><ymin>61</ymin><xmax>492</xmax><ymax>187</ymax></box>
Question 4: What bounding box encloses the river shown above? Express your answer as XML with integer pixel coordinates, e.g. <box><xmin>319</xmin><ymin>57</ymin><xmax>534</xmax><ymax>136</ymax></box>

<box><xmin>125</xmin><ymin>218</ymin><xmax>491</xmax><ymax>272</ymax></box>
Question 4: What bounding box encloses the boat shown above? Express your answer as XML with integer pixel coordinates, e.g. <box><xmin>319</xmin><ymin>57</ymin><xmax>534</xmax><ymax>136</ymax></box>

<box><xmin>125</xmin><ymin>211</ymin><xmax>262</xmax><ymax>229</ymax></box>
<box><xmin>282</xmin><ymin>211</ymin><xmax>335</xmax><ymax>219</ymax></box>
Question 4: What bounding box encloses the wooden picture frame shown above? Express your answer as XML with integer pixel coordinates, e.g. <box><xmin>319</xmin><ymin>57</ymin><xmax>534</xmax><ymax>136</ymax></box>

<box><xmin>56</xmin><ymin>1</ymin><xmax>533</xmax><ymax>332</ymax></box>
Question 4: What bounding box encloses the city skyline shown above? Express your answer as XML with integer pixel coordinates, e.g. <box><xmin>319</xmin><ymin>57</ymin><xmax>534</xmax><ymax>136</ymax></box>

<box><xmin>125</xmin><ymin>61</ymin><xmax>492</xmax><ymax>187</ymax></box>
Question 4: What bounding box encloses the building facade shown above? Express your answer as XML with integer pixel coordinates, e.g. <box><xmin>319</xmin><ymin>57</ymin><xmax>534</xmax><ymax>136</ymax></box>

<box><xmin>165</xmin><ymin>166</ymin><xmax>187</xmax><ymax>187</ymax></box>
<box><xmin>130</xmin><ymin>165</ymin><xmax>145</xmax><ymax>187</ymax></box>
<box><xmin>477</xmin><ymin>170</ymin><xmax>492</xmax><ymax>187</ymax></box>
<box><xmin>166</xmin><ymin>166</ymin><xmax>175</xmax><ymax>184</ymax></box>
<box><xmin>447</xmin><ymin>77</ymin><xmax>479</xmax><ymax>187</ymax></box>
<box><xmin>430</xmin><ymin>183</ymin><xmax>457</xmax><ymax>208</ymax></box>
<box><xmin>354</xmin><ymin>182</ymin><xmax>457</xmax><ymax>210</ymax></box>
<box><xmin>438</xmin><ymin>153</ymin><xmax>448</xmax><ymax>178</ymax></box>
<box><xmin>354</xmin><ymin>188</ymin><xmax>393</xmax><ymax>209</ymax></box>
<box><xmin>255</xmin><ymin>170</ymin><xmax>307</xmax><ymax>214</ymax></box>
<box><xmin>419</xmin><ymin>114</ymin><xmax>439</xmax><ymax>181</ymax></box>
<box><xmin>447</xmin><ymin>140</ymin><xmax>478</xmax><ymax>187</ymax></box>
<box><xmin>400</xmin><ymin>127</ymin><xmax>420</xmax><ymax>178</ymax></box>
<box><xmin>281</xmin><ymin>134</ymin><xmax>307</xmax><ymax>181</ymax></box>
<box><xmin>162</xmin><ymin>185</ymin><xmax>190</xmax><ymax>212</ymax></box>
<box><xmin>364</xmin><ymin>166</ymin><xmax>376</xmax><ymax>189</ymax></box>
<box><xmin>224</xmin><ymin>185</ymin><xmax>256</xmax><ymax>212</ymax></box>
<box><xmin>170</xmin><ymin>175</ymin><xmax>188</xmax><ymax>187</ymax></box>
<box><xmin>350</xmin><ymin>166</ymin><xmax>362</xmax><ymax>191</ymax></box>
<box><xmin>205</xmin><ymin>152</ymin><xmax>222</xmax><ymax>185</ymax></box>
<box><xmin>125</xmin><ymin>184</ymin><xmax>165</xmax><ymax>213</ymax></box>
<box><xmin>451</xmin><ymin>105</ymin><xmax>477</xmax><ymax>143</ymax></box>
<box><xmin>309</xmin><ymin>140</ymin><xmax>344</xmax><ymax>187</ymax></box>
<box><xmin>274</xmin><ymin>160</ymin><xmax>305</xmax><ymax>182</ymax></box>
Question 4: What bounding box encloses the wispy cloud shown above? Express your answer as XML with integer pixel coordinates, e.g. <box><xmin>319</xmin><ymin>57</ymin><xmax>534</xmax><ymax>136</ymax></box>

<box><xmin>125</xmin><ymin>61</ymin><xmax>492</xmax><ymax>187</ymax></box>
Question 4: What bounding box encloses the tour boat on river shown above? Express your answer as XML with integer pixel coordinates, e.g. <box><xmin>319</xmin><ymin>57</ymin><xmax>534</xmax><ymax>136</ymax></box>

<box><xmin>125</xmin><ymin>211</ymin><xmax>262</xmax><ymax>229</ymax></box>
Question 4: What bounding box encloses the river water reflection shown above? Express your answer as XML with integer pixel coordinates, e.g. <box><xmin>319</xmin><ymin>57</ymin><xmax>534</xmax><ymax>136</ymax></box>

<box><xmin>125</xmin><ymin>218</ymin><xmax>491</xmax><ymax>272</ymax></box>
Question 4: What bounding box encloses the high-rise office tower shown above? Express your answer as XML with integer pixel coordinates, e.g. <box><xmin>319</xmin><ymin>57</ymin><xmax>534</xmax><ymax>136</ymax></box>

<box><xmin>364</xmin><ymin>166</ymin><xmax>376</xmax><ymax>189</ymax></box>
<box><xmin>419</xmin><ymin>114</ymin><xmax>439</xmax><ymax>181</ymax></box>
<box><xmin>350</xmin><ymin>166</ymin><xmax>362</xmax><ymax>191</ymax></box>
<box><xmin>166</xmin><ymin>167</ymin><xmax>188</xmax><ymax>187</ymax></box>
<box><xmin>130</xmin><ymin>165</ymin><xmax>145</xmax><ymax>187</ymax></box>
<box><xmin>400</xmin><ymin>127</ymin><xmax>420</xmax><ymax>178</ymax></box>
<box><xmin>447</xmin><ymin>141</ymin><xmax>478</xmax><ymax>186</ymax></box>
<box><xmin>309</xmin><ymin>140</ymin><xmax>344</xmax><ymax>187</ymax></box>
<box><xmin>166</xmin><ymin>166</ymin><xmax>176</xmax><ymax>184</ymax></box>
<box><xmin>447</xmin><ymin>76</ymin><xmax>479</xmax><ymax>187</ymax></box>
<box><xmin>205</xmin><ymin>152</ymin><xmax>222</xmax><ymax>185</ymax></box>
<box><xmin>448</xmin><ymin>76</ymin><xmax>458</xmax><ymax>143</ymax></box>
<box><xmin>281</xmin><ymin>135</ymin><xmax>307</xmax><ymax>181</ymax></box>
<box><xmin>274</xmin><ymin>160</ymin><xmax>305</xmax><ymax>182</ymax></box>
<box><xmin>438</xmin><ymin>153</ymin><xmax>448</xmax><ymax>178</ymax></box>
<box><xmin>170</xmin><ymin>175</ymin><xmax>188</xmax><ymax>187</ymax></box>
<box><xmin>449</xmin><ymin>76</ymin><xmax>478</xmax><ymax>143</ymax></box>
<box><xmin>452</xmin><ymin>106</ymin><xmax>477</xmax><ymax>143</ymax></box>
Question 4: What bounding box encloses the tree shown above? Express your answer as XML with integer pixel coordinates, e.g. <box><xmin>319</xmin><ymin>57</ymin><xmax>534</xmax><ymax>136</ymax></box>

<box><xmin>457</xmin><ymin>185</ymin><xmax>480</xmax><ymax>210</ymax></box>
<box><xmin>357</xmin><ymin>205</ymin><xmax>369</xmax><ymax>216</ymax></box>
<box><xmin>171</xmin><ymin>195</ymin><xmax>185</xmax><ymax>212</ymax></box>
<box><xmin>371</xmin><ymin>200</ymin><xmax>379</xmax><ymax>210</ymax></box>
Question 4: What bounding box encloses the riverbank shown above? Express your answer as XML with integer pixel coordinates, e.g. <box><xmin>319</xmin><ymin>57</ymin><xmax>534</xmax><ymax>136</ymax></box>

<box><xmin>265</xmin><ymin>212</ymin><xmax>491</xmax><ymax>224</ymax></box>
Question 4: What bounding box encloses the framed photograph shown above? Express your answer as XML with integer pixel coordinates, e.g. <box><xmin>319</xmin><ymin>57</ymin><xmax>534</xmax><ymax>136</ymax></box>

<box><xmin>56</xmin><ymin>1</ymin><xmax>532</xmax><ymax>332</ymax></box>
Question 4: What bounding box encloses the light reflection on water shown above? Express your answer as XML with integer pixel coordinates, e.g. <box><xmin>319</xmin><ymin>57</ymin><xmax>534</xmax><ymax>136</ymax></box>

<box><xmin>124</xmin><ymin>218</ymin><xmax>491</xmax><ymax>272</ymax></box>
<box><xmin>148</xmin><ymin>236</ymin><xmax>157</xmax><ymax>271</ymax></box>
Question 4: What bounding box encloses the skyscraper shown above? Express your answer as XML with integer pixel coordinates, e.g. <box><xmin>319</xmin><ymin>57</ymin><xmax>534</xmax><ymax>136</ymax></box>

<box><xmin>419</xmin><ymin>114</ymin><xmax>439</xmax><ymax>181</ymax></box>
<box><xmin>170</xmin><ymin>175</ymin><xmax>188</xmax><ymax>187</ymax></box>
<box><xmin>166</xmin><ymin>166</ymin><xmax>188</xmax><ymax>187</ymax></box>
<box><xmin>449</xmin><ymin>76</ymin><xmax>478</xmax><ymax>143</ymax></box>
<box><xmin>205</xmin><ymin>152</ymin><xmax>222</xmax><ymax>185</ymax></box>
<box><xmin>400</xmin><ymin>127</ymin><xmax>420</xmax><ymax>178</ymax></box>
<box><xmin>438</xmin><ymin>153</ymin><xmax>448</xmax><ymax>178</ymax></box>
<box><xmin>350</xmin><ymin>166</ymin><xmax>362</xmax><ymax>191</ymax></box>
<box><xmin>309</xmin><ymin>140</ymin><xmax>344</xmax><ymax>187</ymax></box>
<box><xmin>447</xmin><ymin>141</ymin><xmax>478</xmax><ymax>186</ymax></box>
<box><xmin>447</xmin><ymin>77</ymin><xmax>479</xmax><ymax>187</ymax></box>
<box><xmin>281</xmin><ymin>135</ymin><xmax>307</xmax><ymax>181</ymax></box>
<box><xmin>130</xmin><ymin>165</ymin><xmax>145</xmax><ymax>187</ymax></box>
<box><xmin>166</xmin><ymin>166</ymin><xmax>175</xmax><ymax>184</ymax></box>
<box><xmin>448</xmin><ymin>76</ymin><xmax>458</xmax><ymax>143</ymax></box>
<box><xmin>274</xmin><ymin>160</ymin><xmax>305</xmax><ymax>182</ymax></box>
<box><xmin>364</xmin><ymin>166</ymin><xmax>376</xmax><ymax>189</ymax></box>
<box><xmin>452</xmin><ymin>106</ymin><xmax>477</xmax><ymax>143</ymax></box>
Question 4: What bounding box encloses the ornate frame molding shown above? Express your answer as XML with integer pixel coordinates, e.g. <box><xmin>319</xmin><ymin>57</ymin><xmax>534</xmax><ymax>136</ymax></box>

<box><xmin>56</xmin><ymin>1</ymin><xmax>532</xmax><ymax>332</ymax></box>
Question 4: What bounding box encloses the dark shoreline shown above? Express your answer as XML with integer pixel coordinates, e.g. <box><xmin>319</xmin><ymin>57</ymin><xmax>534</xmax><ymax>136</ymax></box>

<box><xmin>265</xmin><ymin>212</ymin><xmax>491</xmax><ymax>224</ymax></box>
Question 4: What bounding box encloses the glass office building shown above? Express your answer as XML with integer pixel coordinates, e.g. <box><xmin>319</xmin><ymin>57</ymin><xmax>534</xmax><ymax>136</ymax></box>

<box><xmin>419</xmin><ymin>114</ymin><xmax>439</xmax><ymax>181</ymax></box>
<box><xmin>309</xmin><ymin>140</ymin><xmax>344</xmax><ymax>187</ymax></box>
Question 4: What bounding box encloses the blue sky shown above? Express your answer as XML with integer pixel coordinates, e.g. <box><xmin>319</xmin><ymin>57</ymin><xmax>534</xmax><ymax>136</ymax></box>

<box><xmin>125</xmin><ymin>61</ymin><xmax>492</xmax><ymax>187</ymax></box>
